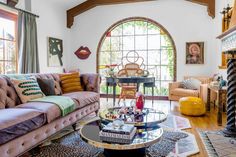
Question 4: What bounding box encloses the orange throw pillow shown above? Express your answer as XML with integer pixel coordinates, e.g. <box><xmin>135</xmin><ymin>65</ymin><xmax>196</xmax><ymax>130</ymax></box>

<box><xmin>60</xmin><ymin>72</ymin><xmax>83</xmax><ymax>93</ymax></box>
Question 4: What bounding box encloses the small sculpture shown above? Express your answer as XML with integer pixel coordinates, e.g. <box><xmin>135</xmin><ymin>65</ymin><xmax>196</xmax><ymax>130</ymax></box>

<box><xmin>74</xmin><ymin>46</ymin><xmax>91</xmax><ymax>60</ymax></box>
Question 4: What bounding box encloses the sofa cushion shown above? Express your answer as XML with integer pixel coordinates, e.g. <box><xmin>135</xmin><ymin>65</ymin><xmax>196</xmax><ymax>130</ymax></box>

<box><xmin>60</xmin><ymin>72</ymin><xmax>84</xmax><ymax>94</ymax></box>
<box><xmin>17</xmin><ymin>102</ymin><xmax>61</xmax><ymax>123</ymax></box>
<box><xmin>0</xmin><ymin>108</ymin><xmax>46</xmax><ymax>145</ymax></box>
<box><xmin>170</xmin><ymin>88</ymin><xmax>199</xmax><ymax>97</ymax></box>
<box><xmin>63</xmin><ymin>91</ymin><xmax>100</xmax><ymax>109</ymax></box>
<box><xmin>181</xmin><ymin>78</ymin><xmax>201</xmax><ymax>90</ymax></box>
<box><xmin>37</xmin><ymin>78</ymin><xmax>56</xmax><ymax>96</ymax></box>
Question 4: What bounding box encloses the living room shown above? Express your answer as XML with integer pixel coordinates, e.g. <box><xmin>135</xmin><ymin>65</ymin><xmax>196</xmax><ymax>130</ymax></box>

<box><xmin>0</xmin><ymin>0</ymin><xmax>235</xmax><ymax>156</ymax></box>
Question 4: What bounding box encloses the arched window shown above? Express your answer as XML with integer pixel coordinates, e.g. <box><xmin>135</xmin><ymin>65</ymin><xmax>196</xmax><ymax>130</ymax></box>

<box><xmin>97</xmin><ymin>17</ymin><xmax>176</xmax><ymax>97</ymax></box>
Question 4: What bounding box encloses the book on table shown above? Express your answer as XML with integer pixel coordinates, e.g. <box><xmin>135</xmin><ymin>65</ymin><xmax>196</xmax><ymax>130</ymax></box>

<box><xmin>102</xmin><ymin>122</ymin><xmax>134</xmax><ymax>135</ymax></box>
<box><xmin>99</xmin><ymin>123</ymin><xmax>137</xmax><ymax>144</ymax></box>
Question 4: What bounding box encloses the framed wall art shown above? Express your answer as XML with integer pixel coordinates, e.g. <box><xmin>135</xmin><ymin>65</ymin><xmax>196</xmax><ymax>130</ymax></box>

<box><xmin>186</xmin><ymin>42</ymin><xmax>204</xmax><ymax>64</ymax></box>
<box><xmin>48</xmin><ymin>37</ymin><xmax>63</xmax><ymax>67</ymax></box>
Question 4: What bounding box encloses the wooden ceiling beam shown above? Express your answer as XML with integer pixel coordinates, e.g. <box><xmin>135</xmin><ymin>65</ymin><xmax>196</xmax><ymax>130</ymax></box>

<box><xmin>67</xmin><ymin>0</ymin><xmax>155</xmax><ymax>28</ymax></box>
<box><xmin>67</xmin><ymin>0</ymin><xmax>215</xmax><ymax>28</ymax></box>
<box><xmin>186</xmin><ymin>0</ymin><xmax>215</xmax><ymax>18</ymax></box>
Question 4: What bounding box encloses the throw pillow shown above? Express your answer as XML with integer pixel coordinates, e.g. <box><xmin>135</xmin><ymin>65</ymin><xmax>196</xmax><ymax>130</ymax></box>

<box><xmin>11</xmin><ymin>77</ymin><xmax>45</xmax><ymax>103</ymax></box>
<box><xmin>60</xmin><ymin>72</ymin><xmax>84</xmax><ymax>93</ymax></box>
<box><xmin>37</xmin><ymin>78</ymin><xmax>56</xmax><ymax>96</ymax></box>
<box><xmin>181</xmin><ymin>78</ymin><xmax>201</xmax><ymax>90</ymax></box>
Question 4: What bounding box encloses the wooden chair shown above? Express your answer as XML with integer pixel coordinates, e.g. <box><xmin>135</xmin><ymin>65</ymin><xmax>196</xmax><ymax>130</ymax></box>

<box><xmin>117</xmin><ymin>63</ymin><xmax>144</xmax><ymax>105</ymax></box>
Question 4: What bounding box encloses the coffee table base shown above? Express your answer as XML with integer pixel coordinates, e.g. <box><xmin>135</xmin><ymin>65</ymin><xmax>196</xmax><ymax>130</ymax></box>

<box><xmin>103</xmin><ymin>148</ymin><xmax>146</xmax><ymax>157</ymax></box>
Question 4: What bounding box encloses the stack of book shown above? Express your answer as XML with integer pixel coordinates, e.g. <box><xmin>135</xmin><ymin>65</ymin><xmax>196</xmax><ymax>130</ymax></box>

<box><xmin>99</xmin><ymin>123</ymin><xmax>137</xmax><ymax>144</ymax></box>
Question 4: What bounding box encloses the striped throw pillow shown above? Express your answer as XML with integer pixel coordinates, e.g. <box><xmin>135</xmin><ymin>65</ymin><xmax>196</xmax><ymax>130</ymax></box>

<box><xmin>60</xmin><ymin>72</ymin><xmax>83</xmax><ymax>93</ymax></box>
<box><xmin>11</xmin><ymin>77</ymin><xmax>45</xmax><ymax>103</ymax></box>
<box><xmin>181</xmin><ymin>78</ymin><xmax>201</xmax><ymax>90</ymax></box>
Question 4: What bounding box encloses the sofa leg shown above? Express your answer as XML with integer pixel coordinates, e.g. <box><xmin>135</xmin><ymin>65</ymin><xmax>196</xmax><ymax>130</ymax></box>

<box><xmin>72</xmin><ymin>123</ymin><xmax>77</xmax><ymax>131</ymax></box>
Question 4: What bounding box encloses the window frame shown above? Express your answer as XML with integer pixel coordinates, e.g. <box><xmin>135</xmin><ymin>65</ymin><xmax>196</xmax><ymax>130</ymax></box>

<box><xmin>0</xmin><ymin>9</ymin><xmax>18</xmax><ymax>74</ymax></box>
<box><xmin>97</xmin><ymin>17</ymin><xmax>177</xmax><ymax>97</ymax></box>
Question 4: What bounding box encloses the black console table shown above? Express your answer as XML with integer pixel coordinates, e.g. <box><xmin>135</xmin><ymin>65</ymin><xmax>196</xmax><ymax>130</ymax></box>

<box><xmin>106</xmin><ymin>77</ymin><xmax>155</xmax><ymax>106</ymax></box>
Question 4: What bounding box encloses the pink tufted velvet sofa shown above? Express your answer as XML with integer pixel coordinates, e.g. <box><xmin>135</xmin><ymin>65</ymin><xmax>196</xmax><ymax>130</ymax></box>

<box><xmin>0</xmin><ymin>73</ymin><xmax>100</xmax><ymax>157</ymax></box>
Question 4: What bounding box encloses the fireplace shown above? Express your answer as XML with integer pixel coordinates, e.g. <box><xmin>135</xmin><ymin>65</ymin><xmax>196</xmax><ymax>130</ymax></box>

<box><xmin>218</xmin><ymin>1</ymin><xmax>236</xmax><ymax>137</ymax></box>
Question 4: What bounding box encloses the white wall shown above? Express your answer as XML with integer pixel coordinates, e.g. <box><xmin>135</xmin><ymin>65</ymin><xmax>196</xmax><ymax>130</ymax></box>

<box><xmin>16</xmin><ymin>0</ymin><xmax>69</xmax><ymax>73</ymax></box>
<box><xmin>66</xmin><ymin>0</ymin><xmax>220</xmax><ymax>81</ymax></box>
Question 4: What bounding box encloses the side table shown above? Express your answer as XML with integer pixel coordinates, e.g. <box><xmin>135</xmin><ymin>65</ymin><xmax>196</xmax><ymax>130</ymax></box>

<box><xmin>207</xmin><ymin>86</ymin><xmax>227</xmax><ymax>126</ymax></box>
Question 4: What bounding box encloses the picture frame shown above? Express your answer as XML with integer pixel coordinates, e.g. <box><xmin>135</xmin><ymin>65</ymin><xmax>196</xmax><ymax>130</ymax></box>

<box><xmin>186</xmin><ymin>42</ymin><xmax>204</xmax><ymax>64</ymax></box>
<box><xmin>48</xmin><ymin>37</ymin><xmax>63</xmax><ymax>67</ymax></box>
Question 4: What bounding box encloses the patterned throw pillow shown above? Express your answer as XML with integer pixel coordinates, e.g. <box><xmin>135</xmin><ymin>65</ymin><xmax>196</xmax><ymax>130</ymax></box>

<box><xmin>11</xmin><ymin>77</ymin><xmax>45</xmax><ymax>103</ymax></box>
<box><xmin>181</xmin><ymin>78</ymin><xmax>201</xmax><ymax>90</ymax></box>
<box><xmin>60</xmin><ymin>72</ymin><xmax>84</xmax><ymax>94</ymax></box>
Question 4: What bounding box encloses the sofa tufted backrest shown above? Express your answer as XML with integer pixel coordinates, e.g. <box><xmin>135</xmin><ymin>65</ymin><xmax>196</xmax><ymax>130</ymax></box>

<box><xmin>32</xmin><ymin>73</ymin><xmax>62</xmax><ymax>95</ymax></box>
<box><xmin>0</xmin><ymin>76</ymin><xmax>21</xmax><ymax>109</ymax></box>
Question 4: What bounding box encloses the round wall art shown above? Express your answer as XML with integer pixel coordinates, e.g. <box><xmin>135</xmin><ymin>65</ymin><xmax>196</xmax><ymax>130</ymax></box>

<box><xmin>74</xmin><ymin>46</ymin><xmax>92</xmax><ymax>60</ymax></box>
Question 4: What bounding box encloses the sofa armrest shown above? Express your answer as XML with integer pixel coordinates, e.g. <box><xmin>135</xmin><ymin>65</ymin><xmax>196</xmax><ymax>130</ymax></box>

<box><xmin>169</xmin><ymin>82</ymin><xmax>181</xmax><ymax>91</ymax></box>
<box><xmin>80</xmin><ymin>73</ymin><xmax>101</xmax><ymax>93</ymax></box>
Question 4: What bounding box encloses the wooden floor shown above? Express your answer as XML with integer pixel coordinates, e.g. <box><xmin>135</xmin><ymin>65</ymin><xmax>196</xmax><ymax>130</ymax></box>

<box><xmin>100</xmin><ymin>98</ymin><xmax>227</xmax><ymax>157</ymax></box>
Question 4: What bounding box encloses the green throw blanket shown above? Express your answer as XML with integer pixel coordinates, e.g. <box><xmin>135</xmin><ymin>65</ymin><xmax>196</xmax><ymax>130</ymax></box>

<box><xmin>30</xmin><ymin>96</ymin><xmax>75</xmax><ymax>116</ymax></box>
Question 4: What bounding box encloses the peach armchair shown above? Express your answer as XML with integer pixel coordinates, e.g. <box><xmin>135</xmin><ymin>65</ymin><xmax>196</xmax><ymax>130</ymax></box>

<box><xmin>169</xmin><ymin>76</ymin><xmax>213</xmax><ymax>103</ymax></box>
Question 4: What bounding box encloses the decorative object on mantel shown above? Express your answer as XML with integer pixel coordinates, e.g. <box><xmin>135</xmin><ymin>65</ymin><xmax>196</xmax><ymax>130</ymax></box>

<box><xmin>186</xmin><ymin>42</ymin><xmax>204</xmax><ymax>64</ymax></box>
<box><xmin>6</xmin><ymin>0</ymin><xmax>18</xmax><ymax>7</ymax></box>
<box><xmin>48</xmin><ymin>37</ymin><xmax>63</xmax><ymax>67</ymax></box>
<box><xmin>74</xmin><ymin>46</ymin><xmax>91</xmax><ymax>60</ymax></box>
<box><xmin>217</xmin><ymin>0</ymin><xmax>236</xmax><ymax>137</ymax></box>
<box><xmin>219</xmin><ymin>3</ymin><xmax>233</xmax><ymax>69</ymax></box>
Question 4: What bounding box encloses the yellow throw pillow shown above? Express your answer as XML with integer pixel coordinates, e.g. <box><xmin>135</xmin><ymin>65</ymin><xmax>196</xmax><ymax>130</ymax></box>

<box><xmin>60</xmin><ymin>72</ymin><xmax>83</xmax><ymax>93</ymax></box>
<box><xmin>11</xmin><ymin>77</ymin><xmax>45</xmax><ymax>103</ymax></box>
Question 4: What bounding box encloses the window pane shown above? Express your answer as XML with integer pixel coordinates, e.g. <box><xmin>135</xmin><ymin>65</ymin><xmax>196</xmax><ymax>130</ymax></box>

<box><xmin>0</xmin><ymin>17</ymin><xmax>15</xmax><ymax>40</ymax></box>
<box><xmin>99</xmin><ymin>51</ymin><xmax>111</xmax><ymax>65</ymax></box>
<box><xmin>101</xmin><ymin>38</ymin><xmax>111</xmax><ymax>52</ymax></box>
<box><xmin>135</xmin><ymin>35</ymin><xmax>147</xmax><ymax>50</ymax></box>
<box><xmin>161</xmin><ymin>49</ymin><xmax>174</xmax><ymax>66</ymax></box>
<box><xmin>123</xmin><ymin>21</ymin><xmax>134</xmax><ymax>35</ymax></box>
<box><xmin>5</xmin><ymin>41</ymin><xmax>16</xmax><ymax>61</ymax></box>
<box><xmin>160</xmin><ymin>81</ymin><xmax>170</xmax><ymax>96</ymax></box>
<box><xmin>111</xmin><ymin>37</ymin><xmax>121</xmax><ymax>51</ymax></box>
<box><xmin>148</xmin><ymin>50</ymin><xmax>160</xmax><ymax>65</ymax></box>
<box><xmin>111</xmin><ymin>51</ymin><xmax>122</xmax><ymax>65</ymax></box>
<box><xmin>111</xmin><ymin>25</ymin><xmax>122</xmax><ymax>36</ymax></box>
<box><xmin>0</xmin><ymin>40</ymin><xmax>3</xmax><ymax>60</ymax></box>
<box><xmin>123</xmin><ymin>36</ymin><xmax>134</xmax><ymax>50</ymax></box>
<box><xmin>148</xmin><ymin>23</ymin><xmax>160</xmax><ymax>34</ymax></box>
<box><xmin>148</xmin><ymin>35</ymin><xmax>161</xmax><ymax>49</ymax></box>
<box><xmin>136</xmin><ymin>50</ymin><xmax>147</xmax><ymax>66</ymax></box>
<box><xmin>135</xmin><ymin>21</ymin><xmax>147</xmax><ymax>35</ymax></box>
<box><xmin>148</xmin><ymin>65</ymin><xmax>161</xmax><ymax>80</ymax></box>
<box><xmin>161</xmin><ymin>66</ymin><xmax>174</xmax><ymax>81</ymax></box>
<box><xmin>161</xmin><ymin>35</ymin><xmax>172</xmax><ymax>48</ymax></box>
<box><xmin>5</xmin><ymin>61</ymin><xmax>16</xmax><ymax>74</ymax></box>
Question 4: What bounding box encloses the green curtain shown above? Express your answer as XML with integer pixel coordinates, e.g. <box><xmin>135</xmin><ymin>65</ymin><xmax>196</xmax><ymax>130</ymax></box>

<box><xmin>18</xmin><ymin>11</ymin><xmax>39</xmax><ymax>73</ymax></box>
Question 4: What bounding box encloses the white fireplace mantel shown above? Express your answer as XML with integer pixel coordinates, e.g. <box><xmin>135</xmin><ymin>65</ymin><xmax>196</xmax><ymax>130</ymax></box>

<box><xmin>218</xmin><ymin>25</ymin><xmax>236</xmax><ymax>52</ymax></box>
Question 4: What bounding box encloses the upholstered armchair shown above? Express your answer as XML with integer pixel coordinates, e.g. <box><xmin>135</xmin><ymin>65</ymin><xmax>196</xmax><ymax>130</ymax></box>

<box><xmin>169</xmin><ymin>76</ymin><xmax>214</xmax><ymax>103</ymax></box>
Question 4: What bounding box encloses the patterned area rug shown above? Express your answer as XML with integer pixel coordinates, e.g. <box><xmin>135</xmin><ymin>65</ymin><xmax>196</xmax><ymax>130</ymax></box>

<box><xmin>27</xmin><ymin>129</ymin><xmax>188</xmax><ymax>157</ymax></box>
<box><xmin>199</xmin><ymin>130</ymin><xmax>236</xmax><ymax>157</ymax></box>
<box><xmin>160</xmin><ymin>115</ymin><xmax>191</xmax><ymax>130</ymax></box>
<box><xmin>22</xmin><ymin>114</ymin><xmax>198</xmax><ymax>157</ymax></box>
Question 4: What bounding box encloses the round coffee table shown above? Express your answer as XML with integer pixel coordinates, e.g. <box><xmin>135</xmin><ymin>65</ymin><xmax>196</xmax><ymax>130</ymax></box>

<box><xmin>80</xmin><ymin>119</ymin><xmax>163</xmax><ymax>157</ymax></box>
<box><xmin>99</xmin><ymin>107</ymin><xmax>167</xmax><ymax>129</ymax></box>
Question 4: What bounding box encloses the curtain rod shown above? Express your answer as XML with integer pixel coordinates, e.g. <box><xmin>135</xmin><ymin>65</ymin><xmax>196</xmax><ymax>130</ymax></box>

<box><xmin>0</xmin><ymin>2</ymin><xmax>39</xmax><ymax>18</ymax></box>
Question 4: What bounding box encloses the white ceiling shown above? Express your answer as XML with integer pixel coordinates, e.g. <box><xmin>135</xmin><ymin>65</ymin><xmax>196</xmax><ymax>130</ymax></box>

<box><xmin>51</xmin><ymin>0</ymin><xmax>87</xmax><ymax>10</ymax></box>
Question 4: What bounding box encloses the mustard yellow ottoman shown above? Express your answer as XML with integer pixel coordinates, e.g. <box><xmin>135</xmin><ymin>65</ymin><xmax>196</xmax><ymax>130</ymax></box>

<box><xmin>179</xmin><ymin>97</ymin><xmax>206</xmax><ymax>116</ymax></box>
